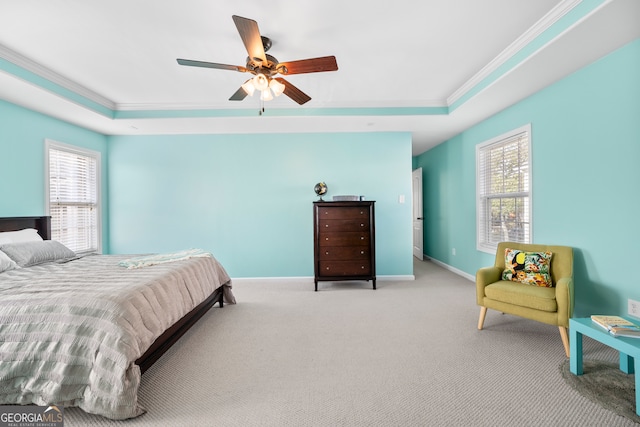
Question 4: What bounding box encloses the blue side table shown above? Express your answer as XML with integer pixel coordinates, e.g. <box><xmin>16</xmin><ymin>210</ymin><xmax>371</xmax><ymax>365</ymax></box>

<box><xmin>570</xmin><ymin>317</ymin><xmax>640</xmax><ymax>415</ymax></box>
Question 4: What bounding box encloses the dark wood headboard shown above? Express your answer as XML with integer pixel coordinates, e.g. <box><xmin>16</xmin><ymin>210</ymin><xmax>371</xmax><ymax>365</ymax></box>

<box><xmin>0</xmin><ymin>216</ymin><xmax>51</xmax><ymax>240</ymax></box>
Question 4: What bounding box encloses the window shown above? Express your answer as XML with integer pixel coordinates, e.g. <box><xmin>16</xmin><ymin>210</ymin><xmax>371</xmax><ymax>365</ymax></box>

<box><xmin>45</xmin><ymin>140</ymin><xmax>101</xmax><ymax>254</ymax></box>
<box><xmin>476</xmin><ymin>124</ymin><xmax>531</xmax><ymax>253</ymax></box>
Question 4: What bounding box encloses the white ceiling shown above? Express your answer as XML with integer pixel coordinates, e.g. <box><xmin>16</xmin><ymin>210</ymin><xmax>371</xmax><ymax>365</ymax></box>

<box><xmin>0</xmin><ymin>0</ymin><xmax>638</xmax><ymax>155</ymax></box>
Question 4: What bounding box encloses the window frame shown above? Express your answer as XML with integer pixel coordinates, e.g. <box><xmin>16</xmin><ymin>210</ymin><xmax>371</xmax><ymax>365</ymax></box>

<box><xmin>44</xmin><ymin>139</ymin><xmax>102</xmax><ymax>254</ymax></box>
<box><xmin>475</xmin><ymin>124</ymin><xmax>532</xmax><ymax>254</ymax></box>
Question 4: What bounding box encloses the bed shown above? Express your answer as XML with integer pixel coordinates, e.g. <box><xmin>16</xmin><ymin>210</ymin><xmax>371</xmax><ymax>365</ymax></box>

<box><xmin>0</xmin><ymin>216</ymin><xmax>235</xmax><ymax>419</ymax></box>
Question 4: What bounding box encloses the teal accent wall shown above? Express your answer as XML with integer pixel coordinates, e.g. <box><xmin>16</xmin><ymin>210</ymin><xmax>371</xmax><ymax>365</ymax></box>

<box><xmin>0</xmin><ymin>100</ymin><xmax>110</xmax><ymax>252</ymax></box>
<box><xmin>107</xmin><ymin>132</ymin><xmax>413</xmax><ymax>278</ymax></box>
<box><xmin>414</xmin><ymin>39</ymin><xmax>640</xmax><ymax>316</ymax></box>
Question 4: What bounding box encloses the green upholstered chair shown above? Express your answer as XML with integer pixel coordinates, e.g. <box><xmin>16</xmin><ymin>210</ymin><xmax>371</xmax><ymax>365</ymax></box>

<box><xmin>476</xmin><ymin>242</ymin><xmax>574</xmax><ymax>357</ymax></box>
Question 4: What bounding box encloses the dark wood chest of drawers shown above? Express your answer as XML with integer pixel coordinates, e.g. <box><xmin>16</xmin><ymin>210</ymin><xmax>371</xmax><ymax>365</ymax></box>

<box><xmin>313</xmin><ymin>201</ymin><xmax>376</xmax><ymax>291</ymax></box>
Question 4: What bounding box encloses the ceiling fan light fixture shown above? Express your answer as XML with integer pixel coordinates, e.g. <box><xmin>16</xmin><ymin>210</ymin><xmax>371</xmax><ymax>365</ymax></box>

<box><xmin>241</xmin><ymin>79</ymin><xmax>255</xmax><ymax>96</ymax></box>
<box><xmin>252</xmin><ymin>74</ymin><xmax>269</xmax><ymax>91</ymax></box>
<box><xmin>178</xmin><ymin>16</ymin><xmax>338</xmax><ymax>107</ymax></box>
<box><xmin>260</xmin><ymin>89</ymin><xmax>274</xmax><ymax>101</ymax></box>
<box><xmin>269</xmin><ymin>79</ymin><xmax>285</xmax><ymax>97</ymax></box>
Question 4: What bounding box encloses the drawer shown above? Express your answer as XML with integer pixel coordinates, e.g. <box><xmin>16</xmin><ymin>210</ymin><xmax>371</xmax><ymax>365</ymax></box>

<box><xmin>318</xmin><ymin>260</ymin><xmax>371</xmax><ymax>276</ymax></box>
<box><xmin>318</xmin><ymin>218</ymin><xmax>369</xmax><ymax>232</ymax></box>
<box><xmin>318</xmin><ymin>246</ymin><xmax>369</xmax><ymax>260</ymax></box>
<box><xmin>318</xmin><ymin>232</ymin><xmax>370</xmax><ymax>247</ymax></box>
<box><xmin>317</xmin><ymin>207</ymin><xmax>370</xmax><ymax>220</ymax></box>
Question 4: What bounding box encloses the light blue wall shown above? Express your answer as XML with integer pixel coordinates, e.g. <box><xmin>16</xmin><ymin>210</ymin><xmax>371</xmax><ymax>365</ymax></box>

<box><xmin>0</xmin><ymin>100</ymin><xmax>110</xmax><ymax>252</ymax></box>
<box><xmin>414</xmin><ymin>39</ymin><xmax>640</xmax><ymax>316</ymax></box>
<box><xmin>0</xmin><ymin>99</ymin><xmax>413</xmax><ymax>279</ymax></box>
<box><xmin>107</xmin><ymin>132</ymin><xmax>414</xmax><ymax>278</ymax></box>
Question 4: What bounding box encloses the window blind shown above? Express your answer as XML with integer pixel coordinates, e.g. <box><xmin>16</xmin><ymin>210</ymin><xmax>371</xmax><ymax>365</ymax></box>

<box><xmin>48</xmin><ymin>146</ymin><xmax>99</xmax><ymax>253</ymax></box>
<box><xmin>477</xmin><ymin>127</ymin><xmax>531</xmax><ymax>252</ymax></box>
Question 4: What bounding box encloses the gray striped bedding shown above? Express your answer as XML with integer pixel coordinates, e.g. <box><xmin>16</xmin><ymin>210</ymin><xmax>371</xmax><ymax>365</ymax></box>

<box><xmin>0</xmin><ymin>254</ymin><xmax>234</xmax><ymax>419</ymax></box>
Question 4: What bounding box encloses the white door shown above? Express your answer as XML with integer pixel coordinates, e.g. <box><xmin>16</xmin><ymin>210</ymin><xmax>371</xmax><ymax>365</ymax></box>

<box><xmin>412</xmin><ymin>168</ymin><xmax>424</xmax><ymax>260</ymax></box>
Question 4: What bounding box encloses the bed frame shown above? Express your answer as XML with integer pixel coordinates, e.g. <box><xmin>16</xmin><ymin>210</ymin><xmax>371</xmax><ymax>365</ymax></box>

<box><xmin>0</xmin><ymin>216</ymin><xmax>224</xmax><ymax>374</ymax></box>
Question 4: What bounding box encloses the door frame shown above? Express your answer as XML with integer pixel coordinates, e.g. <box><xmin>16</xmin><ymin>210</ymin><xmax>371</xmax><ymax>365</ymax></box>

<box><xmin>412</xmin><ymin>167</ymin><xmax>424</xmax><ymax>260</ymax></box>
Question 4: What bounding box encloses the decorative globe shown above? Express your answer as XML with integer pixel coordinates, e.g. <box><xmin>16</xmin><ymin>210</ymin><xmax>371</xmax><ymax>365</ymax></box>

<box><xmin>314</xmin><ymin>182</ymin><xmax>327</xmax><ymax>200</ymax></box>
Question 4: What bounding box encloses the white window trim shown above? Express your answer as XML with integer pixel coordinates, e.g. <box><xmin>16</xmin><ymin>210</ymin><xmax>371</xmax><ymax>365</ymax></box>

<box><xmin>44</xmin><ymin>139</ymin><xmax>102</xmax><ymax>254</ymax></box>
<box><xmin>475</xmin><ymin>124</ymin><xmax>532</xmax><ymax>254</ymax></box>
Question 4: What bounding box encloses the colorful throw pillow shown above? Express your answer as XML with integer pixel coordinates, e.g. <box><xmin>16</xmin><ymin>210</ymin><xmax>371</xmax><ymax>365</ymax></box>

<box><xmin>502</xmin><ymin>248</ymin><xmax>553</xmax><ymax>287</ymax></box>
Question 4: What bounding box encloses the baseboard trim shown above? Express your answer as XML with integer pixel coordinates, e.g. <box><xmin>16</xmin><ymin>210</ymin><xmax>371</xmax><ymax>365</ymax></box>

<box><xmin>379</xmin><ymin>275</ymin><xmax>415</xmax><ymax>281</ymax></box>
<box><xmin>232</xmin><ymin>275</ymin><xmax>415</xmax><ymax>283</ymax></box>
<box><xmin>232</xmin><ymin>276</ymin><xmax>312</xmax><ymax>283</ymax></box>
<box><xmin>428</xmin><ymin>258</ymin><xmax>475</xmax><ymax>282</ymax></box>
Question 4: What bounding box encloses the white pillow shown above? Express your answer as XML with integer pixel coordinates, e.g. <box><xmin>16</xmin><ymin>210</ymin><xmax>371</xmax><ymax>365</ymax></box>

<box><xmin>0</xmin><ymin>250</ymin><xmax>18</xmax><ymax>273</ymax></box>
<box><xmin>0</xmin><ymin>228</ymin><xmax>44</xmax><ymax>244</ymax></box>
<box><xmin>0</xmin><ymin>241</ymin><xmax>76</xmax><ymax>268</ymax></box>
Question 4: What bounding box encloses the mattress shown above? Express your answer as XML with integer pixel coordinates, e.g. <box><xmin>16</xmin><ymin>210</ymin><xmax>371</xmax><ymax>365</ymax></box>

<box><xmin>0</xmin><ymin>253</ymin><xmax>234</xmax><ymax>419</ymax></box>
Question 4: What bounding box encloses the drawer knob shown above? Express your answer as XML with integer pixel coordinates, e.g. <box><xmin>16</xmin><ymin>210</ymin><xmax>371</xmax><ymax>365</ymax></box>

<box><xmin>360</xmin><ymin>223</ymin><xmax>364</xmax><ymax>227</ymax></box>
<box><xmin>325</xmin><ymin>224</ymin><xmax>329</xmax><ymax>227</ymax></box>
<box><xmin>325</xmin><ymin>251</ymin><xmax>329</xmax><ymax>255</ymax></box>
<box><xmin>360</xmin><ymin>236</ymin><xmax>364</xmax><ymax>240</ymax></box>
<box><xmin>361</xmin><ymin>266</ymin><xmax>365</xmax><ymax>269</ymax></box>
<box><xmin>326</xmin><ymin>267</ymin><xmax>330</xmax><ymax>270</ymax></box>
<box><xmin>360</xmin><ymin>251</ymin><xmax>364</xmax><ymax>254</ymax></box>
<box><xmin>325</xmin><ymin>237</ymin><xmax>329</xmax><ymax>240</ymax></box>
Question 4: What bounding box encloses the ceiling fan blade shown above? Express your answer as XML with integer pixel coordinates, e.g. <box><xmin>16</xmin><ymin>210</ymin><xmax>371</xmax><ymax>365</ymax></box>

<box><xmin>278</xmin><ymin>56</ymin><xmax>338</xmax><ymax>75</ymax></box>
<box><xmin>229</xmin><ymin>86</ymin><xmax>248</xmax><ymax>101</ymax></box>
<box><xmin>232</xmin><ymin>15</ymin><xmax>267</xmax><ymax>63</ymax></box>
<box><xmin>274</xmin><ymin>78</ymin><xmax>311</xmax><ymax>105</ymax></box>
<box><xmin>177</xmin><ymin>58</ymin><xmax>246</xmax><ymax>72</ymax></box>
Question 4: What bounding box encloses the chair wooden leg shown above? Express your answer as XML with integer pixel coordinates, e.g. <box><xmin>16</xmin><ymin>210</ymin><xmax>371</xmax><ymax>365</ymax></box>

<box><xmin>559</xmin><ymin>326</ymin><xmax>570</xmax><ymax>357</ymax></box>
<box><xmin>478</xmin><ymin>306</ymin><xmax>487</xmax><ymax>330</ymax></box>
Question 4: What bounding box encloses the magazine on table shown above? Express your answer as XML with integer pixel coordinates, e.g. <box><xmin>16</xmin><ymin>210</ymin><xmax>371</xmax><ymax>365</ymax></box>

<box><xmin>591</xmin><ymin>315</ymin><xmax>640</xmax><ymax>338</ymax></box>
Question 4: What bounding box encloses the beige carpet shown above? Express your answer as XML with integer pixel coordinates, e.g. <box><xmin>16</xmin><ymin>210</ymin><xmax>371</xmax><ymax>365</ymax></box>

<box><xmin>64</xmin><ymin>260</ymin><xmax>636</xmax><ymax>426</ymax></box>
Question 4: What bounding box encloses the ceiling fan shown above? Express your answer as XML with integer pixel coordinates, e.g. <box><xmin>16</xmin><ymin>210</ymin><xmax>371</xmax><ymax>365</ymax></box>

<box><xmin>177</xmin><ymin>15</ymin><xmax>338</xmax><ymax>106</ymax></box>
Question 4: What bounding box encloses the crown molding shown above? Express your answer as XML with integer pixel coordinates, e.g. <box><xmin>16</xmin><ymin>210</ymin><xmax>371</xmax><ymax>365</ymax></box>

<box><xmin>115</xmin><ymin>98</ymin><xmax>449</xmax><ymax>112</ymax></box>
<box><xmin>0</xmin><ymin>41</ymin><xmax>448</xmax><ymax>115</ymax></box>
<box><xmin>0</xmin><ymin>0</ymin><xmax>604</xmax><ymax>117</ymax></box>
<box><xmin>115</xmin><ymin>102</ymin><xmax>240</xmax><ymax>111</ymax></box>
<box><xmin>0</xmin><ymin>43</ymin><xmax>116</xmax><ymax>110</ymax></box>
<box><xmin>447</xmin><ymin>0</ymin><xmax>584</xmax><ymax>106</ymax></box>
